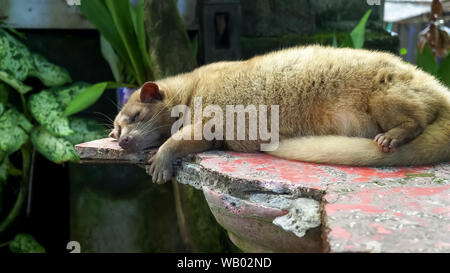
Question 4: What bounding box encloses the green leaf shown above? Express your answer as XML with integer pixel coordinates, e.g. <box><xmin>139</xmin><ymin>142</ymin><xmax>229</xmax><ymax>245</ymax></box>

<box><xmin>31</xmin><ymin>126</ymin><xmax>79</xmax><ymax>164</ymax></box>
<box><xmin>29</xmin><ymin>90</ymin><xmax>73</xmax><ymax>137</ymax></box>
<box><xmin>65</xmin><ymin>117</ymin><xmax>108</xmax><ymax>145</ymax></box>
<box><xmin>0</xmin><ymin>70</ymin><xmax>32</xmax><ymax>94</ymax></box>
<box><xmin>417</xmin><ymin>43</ymin><xmax>438</xmax><ymax>75</ymax></box>
<box><xmin>29</xmin><ymin>82</ymin><xmax>92</xmax><ymax>137</ymax></box>
<box><xmin>9</xmin><ymin>234</ymin><xmax>46</xmax><ymax>253</ymax></box>
<box><xmin>129</xmin><ymin>0</ymin><xmax>152</xmax><ymax>80</ymax></box>
<box><xmin>0</xmin><ymin>108</ymin><xmax>32</xmax><ymax>156</ymax></box>
<box><xmin>100</xmin><ymin>35</ymin><xmax>123</xmax><ymax>83</ymax></box>
<box><xmin>7</xmin><ymin>108</ymin><xmax>32</xmax><ymax>133</ymax></box>
<box><xmin>437</xmin><ymin>53</ymin><xmax>450</xmax><ymax>88</ymax></box>
<box><xmin>0</xmin><ymin>28</ymin><xmax>70</xmax><ymax>92</ymax></box>
<box><xmin>79</xmin><ymin>0</ymin><xmax>132</xmax><ymax>78</ymax></box>
<box><xmin>28</xmin><ymin>53</ymin><xmax>72</xmax><ymax>87</ymax></box>
<box><xmin>0</xmin><ymin>102</ymin><xmax>4</xmax><ymax>116</ymax></box>
<box><xmin>54</xmin><ymin>82</ymin><xmax>91</xmax><ymax>107</ymax></box>
<box><xmin>350</xmin><ymin>9</ymin><xmax>372</xmax><ymax>49</ymax></box>
<box><xmin>64</xmin><ymin>82</ymin><xmax>108</xmax><ymax>116</ymax></box>
<box><xmin>105</xmin><ymin>0</ymin><xmax>146</xmax><ymax>84</ymax></box>
<box><xmin>63</xmin><ymin>81</ymin><xmax>135</xmax><ymax>117</ymax></box>
<box><xmin>0</xmin><ymin>28</ymin><xmax>34</xmax><ymax>82</ymax></box>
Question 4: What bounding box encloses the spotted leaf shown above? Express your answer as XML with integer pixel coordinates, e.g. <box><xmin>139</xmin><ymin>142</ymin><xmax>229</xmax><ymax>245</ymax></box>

<box><xmin>31</xmin><ymin>126</ymin><xmax>79</xmax><ymax>164</ymax></box>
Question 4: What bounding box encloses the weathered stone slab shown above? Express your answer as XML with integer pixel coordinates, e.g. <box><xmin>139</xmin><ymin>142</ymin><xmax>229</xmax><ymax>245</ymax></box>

<box><xmin>75</xmin><ymin>138</ymin><xmax>153</xmax><ymax>163</ymax></box>
<box><xmin>75</xmin><ymin>138</ymin><xmax>450</xmax><ymax>253</ymax></box>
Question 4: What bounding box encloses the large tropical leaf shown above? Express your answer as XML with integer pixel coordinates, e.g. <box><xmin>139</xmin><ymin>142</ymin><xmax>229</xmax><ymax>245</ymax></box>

<box><xmin>63</xmin><ymin>82</ymin><xmax>108</xmax><ymax>116</ymax></box>
<box><xmin>129</xmin><ymin>0</ymin><xmax>152</xmax><ymax>79</ymax></box>
<box><xmin>350</xmin><ymin>9</ymin><xmax>372</xmax><ymax>49</ymax></box>
<box><xmin>0</xmin><ymin>28</ymin><xmax>70</xmax><ymax>92</ymax></box>
<box><xmin>105</xmin><ymin>0</ymin><xmax>146</xmax><ymax>84</ymax></box>
<box><xmin>79</xmin><ymin>0</ymin><xmax>132</xmax><ymax>77</ymax></box>
<box><xmin>29</xmin><ymin>53</ymin><xmax>72</xmax><ymax>87</ymax></box>
<box><xmin>0</xmin><ymin>108</ymin><xmax>32</xmax><ymax>156</ymax></box>
<box><xmin>29</xmin><ymin>82</ymin><xmax>92</xmax><ymax>137</ymax></box>
<box><xmin>100</xmin><ymin>35</ymin><xmax>123</xmax><ymax>83</ymax></box>
<box><xmin>65</xmin><ymin>117</ymin><xmax>108</xmax><ymax>145</ymax></box>
<box><xmin>63</xmin><ymin>81</ymin><xmax>135</xmax><ymax>117</ymax></box>
<box><xmin>417</xmin><ymin>43</ymin><xmax>438</xmax><ymax>75</ymax></box>
<box><xmin>0</xmin><ymin>28</ymin><xmax>33</xmax><ymax>82</ymax></box>
<box><xmin>31</xmin><ymin>126</ymin><xmax>79</xmax><ymax>164</ymax></box>
<box><xmin>0</xmin><ymin>71</ymin><xmax>32</xmax><ymax>94</ymax></box>
<box><xmin>54</xmin><ymin>82</ymin><xmax>91</xmax><ymax>107</ymax></box>
<box><xmin>9</xmin><ymin>234</ymin><xmax>46</xmax><ymax>253</ymax></box>
<box><xmin>29</xmin><ymin>90</ymin><xmax>73</xmax><ymax>137</ymax></box>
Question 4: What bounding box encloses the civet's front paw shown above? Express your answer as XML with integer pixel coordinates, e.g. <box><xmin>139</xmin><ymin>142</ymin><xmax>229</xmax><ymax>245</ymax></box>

<box><xmin>148</xmin><ymin>151</ymin><xmax>173</xmax><ymax>184</ymax></box>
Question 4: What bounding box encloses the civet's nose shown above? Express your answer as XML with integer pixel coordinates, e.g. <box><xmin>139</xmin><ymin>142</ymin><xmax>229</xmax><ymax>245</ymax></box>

<box><xmin>119</xmin><ymin>136</ymin><xmax>132</xmax><ymax>149</ymax></box>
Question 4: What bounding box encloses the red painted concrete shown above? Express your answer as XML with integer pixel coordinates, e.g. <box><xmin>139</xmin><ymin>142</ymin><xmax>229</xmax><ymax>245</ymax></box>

<box><xmin>195</xmin><ymin>151</ymin><xmax>450</xmax><ymax>252</ymax></box>
<box><xmin>76</xmin><ymin>138</ymin><xmax>450</xmax><ymax>253</ymax></box>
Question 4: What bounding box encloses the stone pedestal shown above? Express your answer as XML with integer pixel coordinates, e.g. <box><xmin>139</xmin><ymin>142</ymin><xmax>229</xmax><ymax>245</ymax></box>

<box><xmin>75</xmin><ymin>138</ymin><xmax>450</xmax><ymax>253</ymax></box>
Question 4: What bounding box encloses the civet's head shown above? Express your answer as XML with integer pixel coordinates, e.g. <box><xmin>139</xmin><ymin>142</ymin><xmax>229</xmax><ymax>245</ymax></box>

<box><xmin>109</xmin><ymin>82</ymin><xmax>172</xmax><ymax>152</ymax></box>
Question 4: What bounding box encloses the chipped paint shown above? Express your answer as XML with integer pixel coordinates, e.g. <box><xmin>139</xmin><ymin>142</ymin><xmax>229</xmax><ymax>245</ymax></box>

<box><xmin>333</xmin><ymin>165</ymin><xmax>431</xmax><ymax>183</ymax></box>
<box><xmin>326</xmin><ymin>204</ymin><xmax>387</xmax><ymax>214</ymax></box>
<box><xmin>329</xmin><ymin>226</ymin><xmax>351</xmax><ymax>240</ymax></box>
<box><xmin>273</xmin><ymin>198</ymin><xmax>321</xmax><ymax>237</ymax></box>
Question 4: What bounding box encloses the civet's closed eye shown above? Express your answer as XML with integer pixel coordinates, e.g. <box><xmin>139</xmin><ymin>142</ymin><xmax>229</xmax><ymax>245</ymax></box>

<box><xmin>130</xmin><ymin>111</ymin><xmax>140</xmax><ymax>123</ymax></box>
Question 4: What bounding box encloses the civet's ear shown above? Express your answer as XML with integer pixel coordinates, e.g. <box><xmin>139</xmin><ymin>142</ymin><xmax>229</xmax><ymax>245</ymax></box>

<box><xmin>140</xmin><ymin>82</ymin><xmax>162</xmax><ymax>103</ymax></box>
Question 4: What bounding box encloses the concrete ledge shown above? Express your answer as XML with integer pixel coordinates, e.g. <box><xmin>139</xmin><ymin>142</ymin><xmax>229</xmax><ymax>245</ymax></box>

<box><xmin>75</xmin><ymin>138</ymin><xmax>450</xmax><ymax>253</ymax></box>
